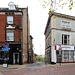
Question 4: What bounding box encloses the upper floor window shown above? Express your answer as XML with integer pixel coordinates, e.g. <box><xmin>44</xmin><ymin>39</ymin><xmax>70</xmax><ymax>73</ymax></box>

<box><xmin>7</xmin><ymin>16</ymin><xmax>13</xmax><ymax>24</ymax></box>
<box><xmin>62</xmin><ymin>21</ymin><xmax>70</xmax><ymax>29</ymax></box>
<box><xmin>62</xmin><ymin>34</ymin><xmax>70</xmax><ymax>45</ymax></box>
<box><xmin>6</xmin><ymin>31</ymin><xmax>14</xmax><ymax>41</ymax></box>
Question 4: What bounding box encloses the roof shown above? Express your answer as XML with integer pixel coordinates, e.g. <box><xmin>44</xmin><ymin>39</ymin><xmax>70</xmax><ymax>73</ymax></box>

<box><xmin>44</xmin><ymin>12</ymin><xmax>75</xmax><ymax>34</ymax></box>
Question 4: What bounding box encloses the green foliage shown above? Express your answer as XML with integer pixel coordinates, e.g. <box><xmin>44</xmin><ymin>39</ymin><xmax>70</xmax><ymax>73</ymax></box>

<box><xmin>36</xmin><ymin>55</ymin><xmax>44</xmax><ymax>62</ymax></box>
<box><xmin>41</xmin><ymin>0</ymin><xmax>75</xmax><ymax>13</ymax></box>
<box><xmin>35</xmin><ymin>53</ymin><xmax>38</xmax><ymax>57</ymax></box>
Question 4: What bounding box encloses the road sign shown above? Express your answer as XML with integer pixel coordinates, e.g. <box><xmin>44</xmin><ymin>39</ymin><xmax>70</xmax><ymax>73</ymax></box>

<box><xmin>59</xmin><ymin>50</ymin><xmax>61</xmax><ymax>55</ymax></box>
<box><xmin>47</xmin><ymin>53</ymin><xmax>50</xmax><ymax>56</ymax></box>
<box><xmin>58</xmin><ymin>45</ymin><xmax>62</xmax><ymax>50</ymax></box>
<box><xmin>29</xmin><ymin>54</ymin><xmax>31</xmax><ymax>56</ymax></box>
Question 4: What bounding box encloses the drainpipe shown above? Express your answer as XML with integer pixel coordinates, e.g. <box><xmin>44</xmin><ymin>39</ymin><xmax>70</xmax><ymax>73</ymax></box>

<box><xmin>27</xmin><ymin>7</ymin><xmax>29</xmax><ymax>63</ymax></box>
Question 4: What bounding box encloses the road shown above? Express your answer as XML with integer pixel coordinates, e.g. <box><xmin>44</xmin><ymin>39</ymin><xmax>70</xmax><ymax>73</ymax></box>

<box><xmin>26</xmin><ymin>62</ymin><xmax>45</xmax><ymax>67</ymax></box>
<box><xmin>0</xmin><ymin>62</ymin><xmax>75</xmax><ymax>75</ymax></box>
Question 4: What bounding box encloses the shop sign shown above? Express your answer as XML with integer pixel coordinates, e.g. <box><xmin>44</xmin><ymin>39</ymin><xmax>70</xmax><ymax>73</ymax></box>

<box><xmin>56</xmin><ymin>45</ymin><xmax>74</xmax><ymax>50</ymax></box>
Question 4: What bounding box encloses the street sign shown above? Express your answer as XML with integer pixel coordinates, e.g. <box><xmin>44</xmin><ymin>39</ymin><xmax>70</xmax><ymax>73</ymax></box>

<box><xmin>47</xmin><ymin>53</ymin><xmax>50</xmax><ymax>56</ymax></box>
<box><xmin>58</xmin><ymin>45</ymin><xmax>62</xmax><ymax>50</ymax></box>
<box><xmin>59</xmin><ymin>50</ymin><xmax>61</xmax><ymax>54</ymax></box>
<box><xmin>29</xmin><ymin>54</ymin><xmax>31</xmax><ymax>56</ymax></box>
<box><xmin>2</xmin><ymin>45</ymin><xmax>10</xmax><ymax>51</ymax></box>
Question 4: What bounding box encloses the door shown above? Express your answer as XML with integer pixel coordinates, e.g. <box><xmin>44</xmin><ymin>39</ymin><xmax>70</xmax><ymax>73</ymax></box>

<box><xmin>13</xmin><ymin>53</ymin><xmax>19</xmax><ymax>64</ymax></box>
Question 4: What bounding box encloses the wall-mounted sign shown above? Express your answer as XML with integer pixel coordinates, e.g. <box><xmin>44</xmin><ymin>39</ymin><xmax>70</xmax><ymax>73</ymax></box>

<box><xmin>56</xmin><ymin>45</ymin><xmax>74</xmax><ymax>50</ymax></box>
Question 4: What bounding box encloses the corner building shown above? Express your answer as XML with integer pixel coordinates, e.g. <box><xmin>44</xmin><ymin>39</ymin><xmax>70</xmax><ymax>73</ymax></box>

<box><xmin>0</xmin><ymin>2</ymin><xmax>31</xmax><ymax>65</ymax></box>
<box><xmin>44</xmin><ymin>12</ymin><xmax>75</xmax><ymax>64</ymax></box>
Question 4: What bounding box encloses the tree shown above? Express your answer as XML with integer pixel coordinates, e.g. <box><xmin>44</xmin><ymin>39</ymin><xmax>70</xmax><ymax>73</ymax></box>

<box><xmin>36</xmin><ymin>55</ymin><xmax>44</xmax><ymax>62</ymax></box>
<box><xmin>41</xmin><ymin>0</ymin><xmax>75</xmax><ymax>13</ymax></box>
<box><xmin>35</xmin><ymin>53</ymin><xmax>38</xmax><ymax>57</ymax></box>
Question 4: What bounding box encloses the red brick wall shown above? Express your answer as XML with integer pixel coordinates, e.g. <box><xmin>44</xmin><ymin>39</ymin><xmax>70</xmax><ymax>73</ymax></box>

<box><xmin>0</xmin><ymin>15</ymin><xmax>6</xmax><ymax>42</ymax></box>
<box><xmin>14</xmin><ymin>15</ymin><xmax>19</xmax><ymax>42</ymax></box>
<box><xmin>0</xmin><ymin>14</ymin><xmax>20</xmax><ymax>42</ymax></box>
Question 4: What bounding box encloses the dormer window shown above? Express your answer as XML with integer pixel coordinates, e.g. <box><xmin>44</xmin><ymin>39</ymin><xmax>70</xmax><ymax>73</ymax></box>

<box><xmin>8</xmin><ymin>2</ymin><xmax>16</xmax><ymax>10</ymax></box>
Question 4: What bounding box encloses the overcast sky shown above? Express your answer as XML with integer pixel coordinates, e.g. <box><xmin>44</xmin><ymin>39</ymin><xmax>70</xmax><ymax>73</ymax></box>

<box><xmin>0</xmin><ymin>0</ymin><xmax>75</xmax><ymax>55</ymax></box>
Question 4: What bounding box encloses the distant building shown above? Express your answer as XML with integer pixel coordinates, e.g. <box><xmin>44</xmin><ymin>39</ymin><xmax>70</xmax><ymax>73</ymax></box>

<box><xmin>0</xmin><ymin>2</ymin><xmax>33</xmax><ymax>65</ymax></box>
<box><xmin>44</xmin><ymin>12</ymin><xmax>75</xmax><ymax>64</ymax></box>
<box><xmin>29</xmin><ymin>35</ymin><xmax>33</xmax><ymax>63</ymax></box>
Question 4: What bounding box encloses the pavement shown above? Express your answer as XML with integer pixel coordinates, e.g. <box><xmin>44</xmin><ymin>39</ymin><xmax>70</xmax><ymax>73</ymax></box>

<box><xmin>0</xmin><ymin>63</ymin><xmax>75</xmax><ymax>75</ymax></box>
<box><xmin>0</xmin><ymin>62</ymin><xmax>75</xmax><ymax>70</ymax></box>
<box><xmin>0</xmin><ymin>64</ymin><xmax>28</xmax><ymax>71</ymax></box>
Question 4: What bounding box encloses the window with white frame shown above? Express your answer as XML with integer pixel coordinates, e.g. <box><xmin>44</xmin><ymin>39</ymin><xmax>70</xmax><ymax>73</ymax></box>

<box><xmin>7</xmin><ymin>16</ymin><xmax>13</xmax><ymax>24</ymax></box>
<box><xmin>62</xmin><ymin>34</ymin><xmax>70</xmax><ymax>45</ymax></box>
<box><xmin>62</xmin><ymin>21</ymin><xmax>70</xmax><ymax>29</ymax></box>
<box><xmin>6</xmin><ymin>31</ymin><xmax>14</xmax><ymax>41</ymax></box>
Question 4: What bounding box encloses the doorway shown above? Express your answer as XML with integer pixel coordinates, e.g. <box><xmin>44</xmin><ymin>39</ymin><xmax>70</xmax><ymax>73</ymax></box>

<box><xmin>13</xmin><ymin>53</ymin><xmax>19</xmax><ymax>64</ymax></box>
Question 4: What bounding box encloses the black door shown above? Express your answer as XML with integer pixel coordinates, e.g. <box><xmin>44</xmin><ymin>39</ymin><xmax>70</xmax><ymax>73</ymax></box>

<box><xmin>13</xmin><ymin>53</ymin><xmax>19</xmax><ymax>64</ymax></box>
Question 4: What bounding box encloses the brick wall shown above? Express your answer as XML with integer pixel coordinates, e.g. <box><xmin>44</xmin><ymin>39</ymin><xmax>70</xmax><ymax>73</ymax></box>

<box><xmin>14</xmin><ymin>15</ymin><xmax>19</xmax><ymax>42</ymax></box>
<box><xmin>0</xmin><ymin>15</ymin><xmax>6</xmax><ymax>42</ymax></box>
<box><xmin>0</xmin><ymin>14</ymin><xmax>20</xmax><ymax>42</ymax></box>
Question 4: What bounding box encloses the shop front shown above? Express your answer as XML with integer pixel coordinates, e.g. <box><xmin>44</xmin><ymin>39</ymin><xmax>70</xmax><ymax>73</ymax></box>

<box><xmin>56</xmin><ymin>45</ymin><xmax>75</xmax><ymax>63</ymax></box>
<box><xmin>0</xmin><ymin>43</ymin><xmax>22</xmax><ymax>65</ymax></box>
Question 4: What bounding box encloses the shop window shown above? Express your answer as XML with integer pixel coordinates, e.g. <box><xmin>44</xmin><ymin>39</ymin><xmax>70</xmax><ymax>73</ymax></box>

<box><xmin>69</xmin><ymin>51</ymin><xmax>74</xmax><ymax>61</ymax></box>
<box><xmin>6</xmin><ymin>31</ymin><xmax>14</xmax><ymax>41</ymax></box>
<box><xmin>7</xmin><ymin>16</ymin><xmax>13</xmax><ymax>24</ymax></box>
<box><xmin>62</xmin><ymin>34</ymin><xmax>70</xmax><ymax>45</ymax></box>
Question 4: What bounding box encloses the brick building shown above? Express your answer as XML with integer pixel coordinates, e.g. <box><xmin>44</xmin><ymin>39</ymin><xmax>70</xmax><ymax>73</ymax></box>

<box><xmin>44</xmin><ymin>12</ymin><xmax>75</xmax><ymax>64</ymax></box>
<box><xmin>0</xmin><ymin>2</ymin><xmax>32</xmax><ymax>65</ymax></box>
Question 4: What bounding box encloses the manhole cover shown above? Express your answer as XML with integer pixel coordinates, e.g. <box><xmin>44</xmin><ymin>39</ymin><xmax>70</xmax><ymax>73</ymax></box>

<box><xmin>0</xmin><ymin>72</ymin><xmax>3</xmax><ymax>75</ymax></box>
